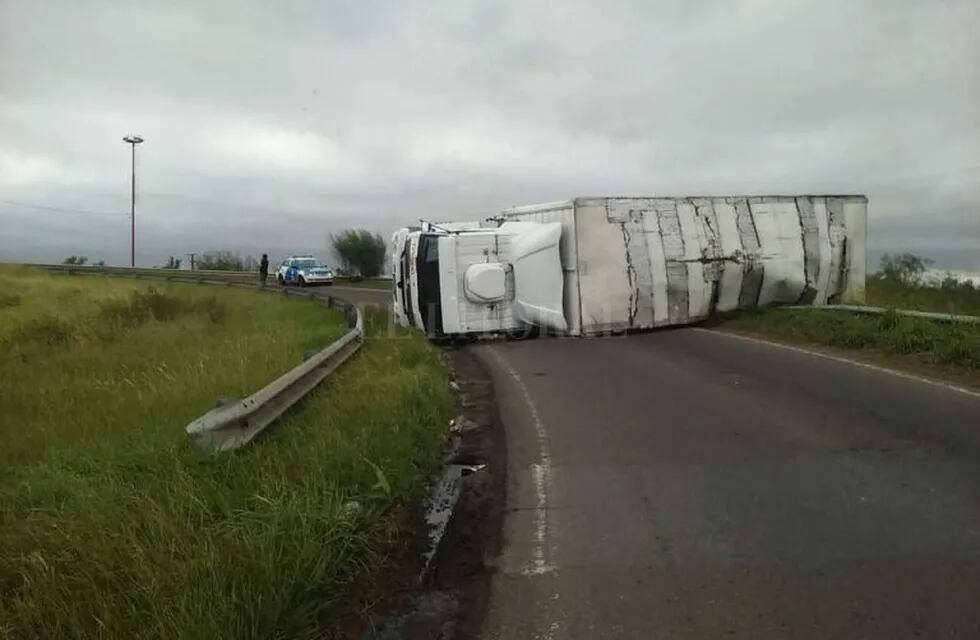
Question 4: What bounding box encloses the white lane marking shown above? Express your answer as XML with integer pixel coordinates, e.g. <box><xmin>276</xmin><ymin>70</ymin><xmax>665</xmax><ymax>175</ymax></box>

<box><xmin>694</xmin><ymin>328</ymin><xmax>980</xmax><ymax>400</ymax></box>
<box><xmin>487</xmin><ymin>346</ymin><xmax>556</xmax><ymax>576</ymax></box>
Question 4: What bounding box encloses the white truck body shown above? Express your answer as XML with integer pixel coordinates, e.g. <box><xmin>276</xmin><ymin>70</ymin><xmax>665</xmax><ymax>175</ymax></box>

<box><xmin>392</xmin><ymin>195</ymin><xmax>868</xmax><ymax>337</ymax></box>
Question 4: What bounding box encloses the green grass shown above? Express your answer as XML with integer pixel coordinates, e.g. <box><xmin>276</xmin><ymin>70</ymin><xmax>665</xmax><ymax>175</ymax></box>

<box><xmin>866</xmin><ymin>277</ymin><xmax>980</xmax><ymax>315</ymax></box>
<box><xmin>717</xmin><ymin>307</ymin><xmax>980</xmax><ymax>371</ymax></box>
<box><xmin>0</xmin><ymin>267</ymin><xmax>347</xmax><ymax>467</ymax></box>
<box><xmin>0</xmin><ymin>267</ymin><xmax>455</xmax><ymax>639</ymax></box>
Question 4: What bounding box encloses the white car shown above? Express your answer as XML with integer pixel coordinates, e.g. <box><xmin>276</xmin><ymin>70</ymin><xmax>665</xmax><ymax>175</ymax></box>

<box><xmin>276</xmin><ymin>256</ymin><xmax>335</xmax><ymax>286</ymax></box>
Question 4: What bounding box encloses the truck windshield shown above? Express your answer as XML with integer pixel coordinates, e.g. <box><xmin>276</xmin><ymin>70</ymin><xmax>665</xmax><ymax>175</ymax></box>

<box><xmin>416</xmin><ymin>234</ymin><xmax>442</xmax><ymax>335</ymax></box>
<box><xmin>293</xmin><ymin>259</ymin><xmax>318</xmax><ymax>268</ymax></box>
<box><xmin>400</xmin><ymin>245</ymin><xmax>413</xmax><ymax>326</ymax></box>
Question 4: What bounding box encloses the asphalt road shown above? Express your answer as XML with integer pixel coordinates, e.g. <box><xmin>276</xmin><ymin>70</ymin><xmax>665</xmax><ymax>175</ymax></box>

<box><xmin>318</xmin><ymin>285</ymin><xmax>390</xmax><ymax>307</ymax></box>
<box><xmin>473</xmin><ymin>329</ymin><xmax>980</xmax><ymax>639</ymax></box>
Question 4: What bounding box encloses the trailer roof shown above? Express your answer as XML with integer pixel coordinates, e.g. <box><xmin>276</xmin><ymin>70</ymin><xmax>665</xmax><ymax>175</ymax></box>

<box><xmin>500</xmin><ymin>200</ymin><xmax>576</xmax><ymax>215</ymax></box>
<box><xmin>501</xmin><ymin>195</ymin><xmax>867</xmax><ymax>215</ymax></box>
<box><xmin>573</xmin><ymin>195</ymin><xmax>868</xmax><ymax>202</ymax></box>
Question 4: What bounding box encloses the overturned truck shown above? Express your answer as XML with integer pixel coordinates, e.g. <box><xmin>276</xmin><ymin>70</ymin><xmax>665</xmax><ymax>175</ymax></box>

<box><xmin>391</xmin><ymin>196</ymin><xmax>868</xmax><ymax>337</ymax></box>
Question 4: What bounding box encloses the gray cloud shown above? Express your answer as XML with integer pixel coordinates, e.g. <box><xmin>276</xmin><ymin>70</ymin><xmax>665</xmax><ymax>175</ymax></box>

<box><xmin>1</xmin><ymin>0</ymin><xmax>978</xmax><ymax>270</ymax></box>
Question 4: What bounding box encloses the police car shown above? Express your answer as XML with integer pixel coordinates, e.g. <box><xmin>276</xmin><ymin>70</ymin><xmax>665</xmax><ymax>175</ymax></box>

<box><xmin>276</xmin><ymin>255</ymin><xmax>335</xmax><ymax>286</ymax></box>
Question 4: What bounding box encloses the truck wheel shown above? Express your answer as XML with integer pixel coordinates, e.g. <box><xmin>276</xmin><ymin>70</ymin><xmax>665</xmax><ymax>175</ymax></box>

<box><xmin>298</xmin><ymin>276</ymin><xmax>307</xmax><ymax>287</ymax></box>
<box><xmin>277</xmin><ymin>274</ymin><xmax>284</xmax><ymax>286</ymax></box>
<box><xmin>507</xmin><ymin>325</ymin><xmax>539</xmax><ymax>341</ymax></box>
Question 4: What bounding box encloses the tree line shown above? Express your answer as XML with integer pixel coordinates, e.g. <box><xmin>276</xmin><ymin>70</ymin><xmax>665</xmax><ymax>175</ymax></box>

<box><xmin>874</xmin><ymin>252</ymin><xmax>976</xmax><ymax>290</ymax></box>
<box><xmin>58</xmin><ymin>228</ymin><xmax>389</xmax><ymax>276</ymax></box>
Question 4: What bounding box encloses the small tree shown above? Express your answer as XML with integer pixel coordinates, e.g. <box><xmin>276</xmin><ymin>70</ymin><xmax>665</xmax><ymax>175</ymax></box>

<box><xmin>162</xmin><ymin>256</ymin><xmax>182</xmax><ymax>269</ymax></box>
<box><xmin>877</xmin><ymin>253</ymin><xmax>933</xmax><ymax>285</ymax></box>
<box><xmin>329</xmin><ymin>229</ymin><xmax>386</xmax><ymax>278</ymax></box>
<box><xmin>62</xmin><ymin>256</ymin><xmax>88</xmax><ymax>265</ymax></box>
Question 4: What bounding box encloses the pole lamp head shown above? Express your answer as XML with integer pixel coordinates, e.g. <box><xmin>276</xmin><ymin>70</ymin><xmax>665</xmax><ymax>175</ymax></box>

<box><xmin>123</xmin><ymin>136</ymin><xmax>144</xmax><ymax>144</ymax></box>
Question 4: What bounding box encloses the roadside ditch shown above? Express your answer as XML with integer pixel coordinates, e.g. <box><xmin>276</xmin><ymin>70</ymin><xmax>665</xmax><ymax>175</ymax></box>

<box><xmin>349</xmin><ymin>346</ymin><xmax>506</xmax><ymax>640</ymax></box>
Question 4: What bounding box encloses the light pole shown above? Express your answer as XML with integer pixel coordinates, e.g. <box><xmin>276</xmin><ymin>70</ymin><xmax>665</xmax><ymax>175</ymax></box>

<box><xmin>123</xmin><ymin>135</ymin><xmax>144</xmax><ymax>267</ymax></box>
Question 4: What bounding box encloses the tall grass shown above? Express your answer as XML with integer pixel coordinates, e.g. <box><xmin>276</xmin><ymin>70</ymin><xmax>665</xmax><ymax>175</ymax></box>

<box><xmin>0</xmin><ymin>268</ymin><xmax>455</xmax><ymax>639</ymax></box>
<box><xmin>0</xmin><ymin>267</ymin><xmax>345</xmax><ymax>467</ymax></box>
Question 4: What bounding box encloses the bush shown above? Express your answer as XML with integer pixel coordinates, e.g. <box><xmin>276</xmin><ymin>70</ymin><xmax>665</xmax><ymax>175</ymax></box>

<box><xmin>195</xmin><ymin>251</ymin><xmax>259</xmax><ymax>272</ymax></box>
<box><xmin>198</xmin><ymin>295</ymin><xmax>227</xmax><ymax>324</ymax></box>
<box><xmin>99</xmin><ymin>297</ymin><xmax>149</xmax><ymax>328</ymax></box>
<box><xmin>330</xmin><ymin>229</ymin><xmax>386</xmax><ymax>278</ymax></box>
<box><xmin>876</xmin><ymin>309</ymin><xmax>902</xmax><ymax>332</ymax></box>
<box><xmin>882</xmin><ymin>321</ymin><xmax>935</xmax><ymax>354</ymax></box>
<box><xmin>137</xmin><ymin>288</ymin><xmax>185</xmax><ymax>321</ymax></box>
<box><xmin>13</xmin><ymin>316</ymin><xmax>76</xmax><ymax>346</ymax></box>
<box><xmin>100</xmin><ymin>287</ymin><xmax>227</xmax><ymax>328</ymax></box>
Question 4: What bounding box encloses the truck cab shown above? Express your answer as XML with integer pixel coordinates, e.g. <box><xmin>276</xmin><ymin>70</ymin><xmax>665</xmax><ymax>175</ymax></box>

<box><xmin>389</xmin><ymin>228</ymin><xmax>411</xmax><ymax>327</ymax></box>
<box><xmin>390</xmin><ymin>222</ymin><xmax>567</xmax><ymax>337</ymax></box>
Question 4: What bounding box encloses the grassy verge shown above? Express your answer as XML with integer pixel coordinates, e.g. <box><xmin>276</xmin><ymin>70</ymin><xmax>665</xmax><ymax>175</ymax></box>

<box><xmin>0</xmin><ymin>268</ymin><xmax>454</xmax><ymax>639</ymax></box>
<box><xmin>715</xmin><ymin>307</ymin><xmax>980</xmax><ymax>372</ymax></box>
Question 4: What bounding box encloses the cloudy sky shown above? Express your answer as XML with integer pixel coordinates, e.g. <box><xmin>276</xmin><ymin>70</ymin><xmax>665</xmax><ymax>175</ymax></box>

<box><xmin>1</xmin><ymin>0</ymin><xmax>978</xmax><ymax>270</ymax></box>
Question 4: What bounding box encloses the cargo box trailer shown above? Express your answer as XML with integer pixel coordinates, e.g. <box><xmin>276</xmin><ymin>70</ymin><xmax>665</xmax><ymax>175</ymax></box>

<box><xmin>391</xmin><ymin>195</ymin><xmax>867</xmax><ymax>337</ymax></box>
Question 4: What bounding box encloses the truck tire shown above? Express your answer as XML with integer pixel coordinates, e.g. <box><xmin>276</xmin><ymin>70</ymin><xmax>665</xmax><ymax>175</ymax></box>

<box><xmin>506</xmin><ymin>325</ymin><xmax>539</xmax><ymax>341</ymax></box>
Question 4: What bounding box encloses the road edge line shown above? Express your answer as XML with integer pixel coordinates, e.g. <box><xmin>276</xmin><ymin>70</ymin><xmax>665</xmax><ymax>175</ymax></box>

<box><xmin>693</xmin><ymin>328</ymin><xmax>980</xmax><ymax>400</ymax></box>
<box><xmin>486</xmin><ymin>346</ymin><xmax>557</xmax><ymax>577</ymax></box>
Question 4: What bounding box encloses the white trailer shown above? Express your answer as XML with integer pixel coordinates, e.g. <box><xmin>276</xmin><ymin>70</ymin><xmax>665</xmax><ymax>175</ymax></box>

<box><xmin>391</xmin><ymin>195</ymin><xmax>867</xmax><ymax>337</ymax></box>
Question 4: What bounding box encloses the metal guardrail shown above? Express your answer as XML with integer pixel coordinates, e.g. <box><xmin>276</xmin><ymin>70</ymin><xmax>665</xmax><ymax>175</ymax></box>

<box><xmin>34</xmin><ymin>263</ymin><xmax>257</xmax><ymax>282</ymax></box>
<box><xmin>29</xmin><ymin>263</ymin><xmax>393</xmax><ymax>284</ymax></box>
<box><xmin>39</xmin><ymin>263</ymin><xmax>365</xmax><ymax>452</ymax></box>
<box><xmin>782</xmin><ymin>304</ymin><xmax>980</xmax><ymax>324</ymax></box>
<box><xmin>185</xmin><ymin>289</ymin><xmax>363</xmax><ymax>452</ymax></box>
